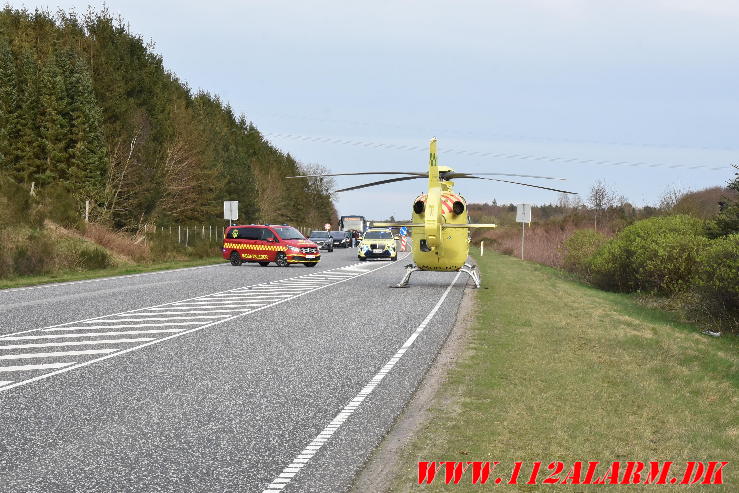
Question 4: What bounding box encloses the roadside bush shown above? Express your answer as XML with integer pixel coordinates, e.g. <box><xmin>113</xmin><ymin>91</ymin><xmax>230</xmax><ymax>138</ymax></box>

<box><xmin>692</xmin><ymin>234</ymin><xmax>739</xmax><ymax>332</ymax></box>
<box><xmin>0</xmin><ymin>176</ymin><xmax>28</xmax><ymax>226</ymax></box>
<box><xmin>42</xmin><ymin>183</ymin><xmax>82</xmax><ymax>229</ymax></box>
<box><xmin>149</xmin><ymin>230</ymin><xmax>185</xmax><ymax>260</ymax></box>
<box><xmin>0</xmin><ymin>249</ymin><xmax>12</xmax><ymax>278</ymax></box>
<box><xmin>189</xmin><ymin>235</ymin><xmax>221</xmax><ymax>259</ymax></box>
<box><xmin>589</xmin><ymin>215</ymin><xmax>707</xmax><ymax>295</ymax></box>
<box><xmin>11</xmin><ymin>232</ymin><xmax>55</xmax><ymax>276</ymax></box>
<box><xmin>562</xmin><ymin>229</ymin><xmax>608</xmax><ymax>281</ymax></box>
<box><xmin>77</xmin><ymin>246</ymin><xmax>112</xmax><ymax>270</ymax></box>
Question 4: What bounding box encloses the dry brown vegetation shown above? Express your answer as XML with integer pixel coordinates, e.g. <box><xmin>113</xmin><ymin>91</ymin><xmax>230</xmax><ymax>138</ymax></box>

<box><xmin>82</xmin><ymin>222</ymin><xmax>148</xmax><ymax>262</ymax></box>
<box><xmin>476</xmin><ymin>223</ymin><xmax>614</xmax><ymax>268</ymax></box>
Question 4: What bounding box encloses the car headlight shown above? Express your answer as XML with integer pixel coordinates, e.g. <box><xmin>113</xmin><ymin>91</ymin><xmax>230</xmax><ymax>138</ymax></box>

<box><xmin>287</xmin><ymin>245</ymin><xmax>300</xmax><ymax>252</ymax></box>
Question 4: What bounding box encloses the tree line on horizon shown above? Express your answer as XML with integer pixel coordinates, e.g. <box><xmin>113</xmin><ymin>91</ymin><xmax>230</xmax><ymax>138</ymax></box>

<box><xmin>0</xmin><ymin>7</ymin><xmax>337</xmax><ymax>230</ymax></box>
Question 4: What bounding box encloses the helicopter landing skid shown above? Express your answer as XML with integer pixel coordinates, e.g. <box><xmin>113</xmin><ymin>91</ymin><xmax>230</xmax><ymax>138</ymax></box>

<box><xmin>393</xmin><ymin>264</ymin><xmax>421</xmax><ymax>288</ymax></box>
<box><xmin>392</xmin><ymin>263</ymin><xmax>481</xmax><ymax>288</ymax></box>
<box><xmin>460</xmin><ymin>263</ymin><xmax>481</xmax><ymax>289</ymax></box>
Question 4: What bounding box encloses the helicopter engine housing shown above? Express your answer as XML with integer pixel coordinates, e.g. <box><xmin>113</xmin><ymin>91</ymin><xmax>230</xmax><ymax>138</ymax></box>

<box><xmin>411</xmin><ymin>192</ymin><xmax>469</xmax><ymax>271</ymax></box>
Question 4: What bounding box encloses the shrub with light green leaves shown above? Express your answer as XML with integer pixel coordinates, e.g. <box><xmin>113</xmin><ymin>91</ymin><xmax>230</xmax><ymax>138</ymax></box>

<box><xmin>693</xmin><ymin>234</ymin><xmax>739</xmax><ymax>332</ymax></box>
<box><xmin>589</xmin><ymin>215</ymin><xmax>708</xmax><ymax>295</ymax></box>
<box><xmin>562</xmin><ymin>229</ymin><xmax>609</xmax><ymax>281</ymax></box>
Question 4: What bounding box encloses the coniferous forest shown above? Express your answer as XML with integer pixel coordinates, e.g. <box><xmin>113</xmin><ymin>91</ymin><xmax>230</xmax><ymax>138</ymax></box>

<box><xmin>0</xmin><ymin>7</ymin><xmax>337</xmax><ymax>230</ymax></box>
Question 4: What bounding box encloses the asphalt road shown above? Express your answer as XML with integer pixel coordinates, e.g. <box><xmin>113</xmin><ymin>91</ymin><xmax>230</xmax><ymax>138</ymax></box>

<box><xmin>0</xmin><ymin>247</ymin><xmax>468</xmax><ymax>492</ymax></box>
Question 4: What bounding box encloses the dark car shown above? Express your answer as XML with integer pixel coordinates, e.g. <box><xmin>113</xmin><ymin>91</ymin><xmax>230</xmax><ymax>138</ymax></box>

<box><xmin>308</xmin><ymin>231</ymin><xmax>334</xmax><ymax>251</ymax></box>
<box><xmin>330</xmin><ymin>230</ymin><xmax>352</xmax><ymax>248</ymax></box>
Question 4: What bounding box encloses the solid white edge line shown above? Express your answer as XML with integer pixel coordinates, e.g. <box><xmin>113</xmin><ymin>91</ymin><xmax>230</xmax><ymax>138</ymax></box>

<box><xmin>0</xmin><ymin>255</ymin><xmax>409</xmax><ymax>395</ymax></box>
<box><xmin>261</xmin><ymin>270</ymin><xmax>462</xmax><ymax>493</ymax></box>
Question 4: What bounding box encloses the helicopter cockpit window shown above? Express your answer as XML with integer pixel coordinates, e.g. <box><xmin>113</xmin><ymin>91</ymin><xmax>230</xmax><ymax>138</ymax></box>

<box><xmin>363</xmin><ymin>231</ymin><xmax>393</xmax><ymax>239</ymax></box>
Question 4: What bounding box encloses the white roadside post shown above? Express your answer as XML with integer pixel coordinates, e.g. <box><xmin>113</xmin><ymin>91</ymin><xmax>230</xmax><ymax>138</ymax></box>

<box><xmin>224</xmin><ymin>201</ymin><xmax>238</xmax><ymax>227</ymax></box>
<box><xmin>516</xmin><ymin>203</ymin><xmax>532</xmax><ymax>260</ymax></box>
<box><xmin>481</xmin><ymin>240</ymin><xmax>484</xmax><ymax>256</ymax></box>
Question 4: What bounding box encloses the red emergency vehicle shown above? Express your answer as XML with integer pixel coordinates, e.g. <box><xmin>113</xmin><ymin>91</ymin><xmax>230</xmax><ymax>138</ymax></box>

<box><xmin>222</xmin><ymin>224</ymin><xmax>320</xmax><ymax>267</ymax></box>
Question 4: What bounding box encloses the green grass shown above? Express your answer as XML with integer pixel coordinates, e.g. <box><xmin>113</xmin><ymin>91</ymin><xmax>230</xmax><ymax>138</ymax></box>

<box><xmin>391</xmin><ymin>251</ymin><xmax>738</xmax><ymax>492</ymax></box>
<box><xmin>0</xmin><ymin>257</ymin><xmax>225</xmax><ymax>290</ymax></box>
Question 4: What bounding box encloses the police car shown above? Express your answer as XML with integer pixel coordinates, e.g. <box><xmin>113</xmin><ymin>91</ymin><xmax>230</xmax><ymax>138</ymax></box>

<box><xmin>223</xmin><ymin>225</ymin><xmax>320</xmax><ymax>267</ymax></box>
<box><xmin>357</xmin><ymin>228</ymin><xmax>398</xmax><ymax>261</ymax></box>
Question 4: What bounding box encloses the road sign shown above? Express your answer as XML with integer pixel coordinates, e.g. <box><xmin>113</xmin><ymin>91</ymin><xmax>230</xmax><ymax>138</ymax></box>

<box><xmin>324</xmin><ymin>223</ymin><xmax>331</xmax><ymax>231</ymax></box>
<box><xmin>224</xmin><ymin>201</ymin><xmax>238</xmax><ymax>223</ymax></box>
<box><xmin>399</xmin><ymin>226</ymin><xmax>408</xmax><ymax>236</ymax></box>
<box><xmin>516</xmin><ymin>204</ymin><xmax>531</xmax><ymax>223</ymax></box>
<box><xmin>516</xmin><ymin>204</ymin><xmax>532</xmax><ymax>260</ymax></box>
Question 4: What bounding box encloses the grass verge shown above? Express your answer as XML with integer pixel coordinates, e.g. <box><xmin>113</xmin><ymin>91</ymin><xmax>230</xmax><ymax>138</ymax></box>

<box><xmin>390</xmin><ymin>250</ymin><xmax>738</xmax><ymax>492</ymax></box>
<box><xmin>0</xmin><ymin>257</ymin><xmax>225</xmax><ymax>290</ymax></box>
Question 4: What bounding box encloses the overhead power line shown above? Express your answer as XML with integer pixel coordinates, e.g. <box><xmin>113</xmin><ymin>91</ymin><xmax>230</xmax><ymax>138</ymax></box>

<box><xmin>265</xmin><ymin>132</ymin><xmax>732</xmax><ymax>172</ymax></box>
<box><xmin>255</xmin><ymin>112</ymin><xmax>739</xmax><ymax>153</ymax></box>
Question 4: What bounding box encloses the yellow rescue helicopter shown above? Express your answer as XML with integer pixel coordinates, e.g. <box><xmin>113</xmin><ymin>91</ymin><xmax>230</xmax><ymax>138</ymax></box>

<box><xmin>289</xmin><ymin>138</ymin><xmax>575</xmax><ymax>287</ymax></box>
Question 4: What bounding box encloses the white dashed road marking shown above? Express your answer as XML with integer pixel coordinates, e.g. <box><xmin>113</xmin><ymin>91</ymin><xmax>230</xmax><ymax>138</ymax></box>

<box><xmin>0</xmin><ymin>349</ymin><xmax>117</xmax><ymax>360</ymax></box>
<box><xmin>0</xmin><ymin>259</ymin><xmax>407</xmax><ymax>395</ymax></box>
<box><xmin>0</xmin><ymin>263</ymin><xmax>228</xmax><ymax>293</ymax></box>
<box><xmin>262</xmin><ymin>271</ymin><xmax>462</xmax><ymax>493</ymax></box>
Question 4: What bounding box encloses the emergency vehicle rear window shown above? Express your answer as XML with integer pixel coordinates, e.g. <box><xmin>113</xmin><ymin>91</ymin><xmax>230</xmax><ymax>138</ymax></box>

<box><xmin>238</xmin><ymin>227</ymin><xmax>262</xmax><ymax>240</ymax></box>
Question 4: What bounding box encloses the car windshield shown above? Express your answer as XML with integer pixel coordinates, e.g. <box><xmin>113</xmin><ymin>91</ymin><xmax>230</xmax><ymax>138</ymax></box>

<box><xmin>274</xmin><ymin>227</ymin><xmax>304</xmax><ymax>240</ymax></box>
<box><xmin>309</xmin><ymin>231</ymin><xmax>330</xmax><ymax>238</ymax></box>
<box><xmin>330</xmin><ymin>231</ymin><xmax>345</xmax><ymax>239</ymax></box>
<box><xmin>363</xmin><ymin>230</ymin><xmax>393</xmax><ymax>239</ymax></box>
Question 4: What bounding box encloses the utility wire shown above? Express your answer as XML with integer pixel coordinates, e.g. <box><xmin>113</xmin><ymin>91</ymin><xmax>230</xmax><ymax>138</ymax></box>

<box><xmin>255</xmin><ymin>112</ymin><xmax>739</xmax><ymax>153</ymax></box>
<box><xmin>264</xmin><ymin>132</ymin><xmax>732</xmax><ymax>172</ymax></box>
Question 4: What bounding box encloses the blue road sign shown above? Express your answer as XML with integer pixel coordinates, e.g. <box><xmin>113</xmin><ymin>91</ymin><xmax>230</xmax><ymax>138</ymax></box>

<box><xmin>399</xmin><ymin>226</ymin><xmax>408</xmax><ymax>236</ymax></box>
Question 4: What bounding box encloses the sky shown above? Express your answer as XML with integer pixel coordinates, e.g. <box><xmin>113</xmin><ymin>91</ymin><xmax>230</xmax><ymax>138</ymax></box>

<box><xmin>7</xmin><ymin>0</ymin><xmax>739</xmax><ymax>219</ymax></box>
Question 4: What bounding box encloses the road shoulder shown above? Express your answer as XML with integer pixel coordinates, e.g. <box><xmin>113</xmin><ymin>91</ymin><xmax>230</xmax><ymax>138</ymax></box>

<box><xmin>351</xmin><ymin>280</ymin><xmax>477</xmax><ymax>493</ymax></box>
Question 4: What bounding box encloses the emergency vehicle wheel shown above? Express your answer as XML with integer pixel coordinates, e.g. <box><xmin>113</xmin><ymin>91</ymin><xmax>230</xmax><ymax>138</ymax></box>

<box><xmin>304</xmin><ymin>262</ymin><xmax>318</xmax><ymax>267</ymax></box>
<box><xmin>391</xmin><ymin>255</ymin><xmax>397</xmax><ymax>261</ymax></box>
<box><xmin>275</xmin><ymin>253</ymin><xmax>289</xmax><ymax>267</ymax></box>
<box><xmin>359</xmin><ymin>257</ymin><xmax>366</xmax><ymax>261</ymax></box>
<box><xmin>229</xmin><ymin>251</ymin><xmax>242</xmax><ymax>266</ymax></box>
<box><xmin>258</xmin><ymin>262</ymin><xmax>270</xmax><ymax>267</ymax></box>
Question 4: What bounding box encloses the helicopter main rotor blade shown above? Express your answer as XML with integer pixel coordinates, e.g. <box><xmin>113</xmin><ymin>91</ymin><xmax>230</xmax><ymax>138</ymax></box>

<box><xmin>454</xmin><ymin>176</ymin><xmax>577</xmax><ymax>194</ymax></box>
<box><xmin>446</xmin><ymin>172</ymin><xmax>566</xmax><ymax>181</ymax></box>
<box><xmin>335</xmin><ymin>175</ymin><xmax>426</xmax><ymax>192</ymax></box>
<box><xmin>287</xmin><ymin>171</ymin><xmax>426</xmax><ymax>178</ymax></box>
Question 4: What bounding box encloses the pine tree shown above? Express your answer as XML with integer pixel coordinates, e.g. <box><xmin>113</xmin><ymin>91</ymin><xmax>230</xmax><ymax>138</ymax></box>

<box><xmin>65</xmin><ymin>53</ymin><xmax>107</xmax><ymax>201</ymax></box>
<box><xmin>13</xmin><ymin>48</ymin><xmax>41</xmax><ymax>184</ymax></box>
<box><xmin>0</xmin><ymin>37</ymin><xmax>17</xmax><ymax>171</ymax></box>
<box><xmin>36</xmin><ymin>50</ymin><xmax>69</xmax><ymax>186</ymax></box>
